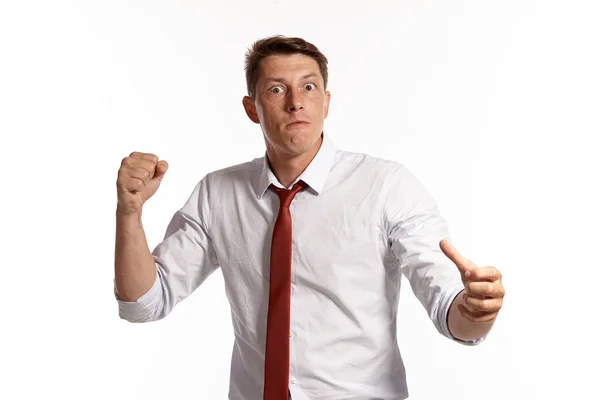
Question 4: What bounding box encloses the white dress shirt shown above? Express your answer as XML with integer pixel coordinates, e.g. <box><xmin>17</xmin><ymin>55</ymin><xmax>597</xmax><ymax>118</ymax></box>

<box><xmin>115</xmin><ymin>132</ymin><xmax>485</xmax><ymax>400</ymax></box>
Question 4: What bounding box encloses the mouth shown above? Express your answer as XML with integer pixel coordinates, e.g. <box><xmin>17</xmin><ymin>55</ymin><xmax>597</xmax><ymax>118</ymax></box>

<box><xmin>286</xmin><ymin>121</ymin><xmax>310</xmax><ymax>128</ymax></box>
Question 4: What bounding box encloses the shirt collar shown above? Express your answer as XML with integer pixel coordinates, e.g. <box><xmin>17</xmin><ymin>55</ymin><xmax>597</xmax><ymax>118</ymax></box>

<box><xmin>256</xmin><ymin>131</ymin><xmax>337</xmax><ymax>199</ymax></box>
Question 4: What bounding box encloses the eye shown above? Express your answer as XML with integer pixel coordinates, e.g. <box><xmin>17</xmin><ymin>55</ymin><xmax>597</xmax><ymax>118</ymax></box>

<box><xmin>269</xmin><ymin>86</ymin><xmax>284</xmax><ymax>94</ymax></box>
<box><xmin>304</xmin><ymin>83</ymin><xmax>316</xmax><ymax>91</ymax></box>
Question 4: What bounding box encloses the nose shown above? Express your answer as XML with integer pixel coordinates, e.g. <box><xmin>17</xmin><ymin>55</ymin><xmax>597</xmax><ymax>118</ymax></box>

<box><xmin>286</xmin><ymin>88</ymin><xmax>303</xmax><ymax>112</ymax></box>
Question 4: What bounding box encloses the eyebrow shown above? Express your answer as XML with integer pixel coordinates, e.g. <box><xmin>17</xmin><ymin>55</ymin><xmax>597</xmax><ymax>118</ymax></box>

<box><xmin>264</xmin><ymin>73</ymin><xmax>319</xmax><ymax>84</ymax></box>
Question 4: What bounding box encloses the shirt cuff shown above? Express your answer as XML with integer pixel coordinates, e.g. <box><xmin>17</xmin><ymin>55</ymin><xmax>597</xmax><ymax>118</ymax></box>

<box><xmin>440</xmin><ymin>283</ymin><xmax>488</xmax><ymax>346</ymax></box>
<box><xmin>114</xmin><ymin>268</ymin><xmax>162</xmax><ymax>323</ymax></box>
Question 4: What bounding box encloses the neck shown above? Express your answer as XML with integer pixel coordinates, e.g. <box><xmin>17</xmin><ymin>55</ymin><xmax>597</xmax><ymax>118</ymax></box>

<box><xmin>267</xmin><ymin>135</ymin><xmax>323</xmax><ymax>188</ymax></box>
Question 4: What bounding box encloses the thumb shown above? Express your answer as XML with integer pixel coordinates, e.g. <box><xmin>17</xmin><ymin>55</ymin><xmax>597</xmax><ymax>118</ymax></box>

<box><xmin>153</xmin><ymin>160</ymin><xmax>169</xmax><ymax>181</ymax></box>
<box><xmin>440</xmin><ymin>239</ymin><xmax>474</xmax><ymax>278</ymax></box>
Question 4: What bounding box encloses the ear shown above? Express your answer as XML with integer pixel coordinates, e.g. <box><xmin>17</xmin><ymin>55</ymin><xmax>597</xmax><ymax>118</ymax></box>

<box><xmin>324</xmin><ymin>91</ymin><xmax>331</xmax><ymax>119</ymax></box>
<box><xmin>242</xmin><ymin>96</ymin><xmax>260</xmax><ymax>124</ymax></box>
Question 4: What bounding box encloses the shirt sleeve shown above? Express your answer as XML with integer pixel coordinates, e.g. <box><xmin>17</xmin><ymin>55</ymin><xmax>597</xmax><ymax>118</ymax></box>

<box><xmin>114</xmin><ymin>175</ymin><xmax>220</xmax><ymax>323</ymax></box>
<box><xmin>385</xmin><ymin>164</ymin><xmax>485</xmax><ymax>345</ymax></box>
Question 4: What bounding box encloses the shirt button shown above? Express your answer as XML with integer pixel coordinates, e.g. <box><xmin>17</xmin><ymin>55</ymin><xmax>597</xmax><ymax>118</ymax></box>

<box><xmin>289</xmin><ymin>331</ymin><xmax>294</xmax><ymax>337</ymax></box>
<box><xmin>291</xmin><ymin>378</ymin><xmax>297</xmax><ymax>384</ymax></box>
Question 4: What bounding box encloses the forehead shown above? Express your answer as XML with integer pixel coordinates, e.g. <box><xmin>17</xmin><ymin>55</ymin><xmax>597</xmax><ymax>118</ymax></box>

<box><xmin>257</xmin><ymin>53</ymin><xmax>322</xmax><ymax>82</ymax></box>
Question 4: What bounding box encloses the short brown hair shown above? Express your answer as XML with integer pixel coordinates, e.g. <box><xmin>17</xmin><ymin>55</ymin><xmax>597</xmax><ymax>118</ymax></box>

<box><xmin>244</xmin><ymin>35</ymin><xmax>329</xmax><ymax>98</ymax></box>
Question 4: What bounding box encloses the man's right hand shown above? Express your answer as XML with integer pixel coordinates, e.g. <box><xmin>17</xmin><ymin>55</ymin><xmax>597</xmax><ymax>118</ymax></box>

<box><xmin>116</xmin><ymin>152</ymin><xmax>169</xmax><ymax>215</ymax></box>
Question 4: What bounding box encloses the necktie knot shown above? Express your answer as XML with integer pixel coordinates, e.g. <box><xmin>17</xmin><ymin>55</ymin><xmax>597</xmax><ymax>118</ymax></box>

<box><xmin>272</xmin><ymin>181</ymin><xmax>306</xmax><ymax>208</ymax></box>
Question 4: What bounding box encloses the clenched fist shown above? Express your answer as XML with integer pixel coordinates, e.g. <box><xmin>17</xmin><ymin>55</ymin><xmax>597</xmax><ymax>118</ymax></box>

<box><xmin>116</xmin><ymin>152</ymin><xmax>168</xmax><ymax>215</ymax></box>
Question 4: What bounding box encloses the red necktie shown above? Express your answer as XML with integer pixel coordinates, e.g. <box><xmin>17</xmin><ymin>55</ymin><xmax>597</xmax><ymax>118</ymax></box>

<box><xmin>263</xmin><ymin>181</ymin><xmax>306</xmax><ymax>400</ymax></box>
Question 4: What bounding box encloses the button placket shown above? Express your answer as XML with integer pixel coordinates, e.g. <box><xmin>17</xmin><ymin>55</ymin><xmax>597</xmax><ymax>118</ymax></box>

<box><xmin>289</xmin><ymin>198</ymin><xmax>300</xmax><ymax>389</ymax></box>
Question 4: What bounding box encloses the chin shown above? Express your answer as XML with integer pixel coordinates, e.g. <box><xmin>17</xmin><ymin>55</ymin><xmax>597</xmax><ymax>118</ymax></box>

<box><xmin>285</xmin><ymin>130</ymin><xmax>321</xmax><ymax>152</ymax></box>
<box><xmin>264</xmin><ymin>126</ymin><xmax>322</xmax><ymax>157</ymax></box>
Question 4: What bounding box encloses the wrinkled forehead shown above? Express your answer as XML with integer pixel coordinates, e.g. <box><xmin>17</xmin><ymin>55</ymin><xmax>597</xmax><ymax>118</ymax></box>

<box><xmin>257</xmin><ymin>54</ymin><xmax>323</xmax><ymax>84</ymax></box>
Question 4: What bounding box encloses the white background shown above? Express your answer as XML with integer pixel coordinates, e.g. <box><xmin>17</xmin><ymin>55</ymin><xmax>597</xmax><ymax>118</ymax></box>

<box><xmin>1</xmin><ymin>1</ymin><xmax>598</xmax><ymax>399</ymax></box>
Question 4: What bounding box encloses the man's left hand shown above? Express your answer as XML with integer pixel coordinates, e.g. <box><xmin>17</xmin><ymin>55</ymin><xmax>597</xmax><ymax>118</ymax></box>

<box><xmin>440</xmin><ymin>239</ymin><xmax>505</xmax><ymax>323</ymax></box>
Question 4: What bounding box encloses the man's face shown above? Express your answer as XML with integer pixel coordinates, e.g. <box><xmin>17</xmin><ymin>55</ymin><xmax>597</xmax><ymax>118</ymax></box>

<box><xmin>243</xmin><ymin>53</ymin><xmax>330</xmax><ymax>158</ymax></box>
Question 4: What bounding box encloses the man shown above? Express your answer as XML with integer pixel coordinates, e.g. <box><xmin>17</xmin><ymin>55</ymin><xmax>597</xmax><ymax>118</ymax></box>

<box><xmin>114</xmin><ymin>35</ymin><xmax>505</xmax><ymax>400</ymax></box>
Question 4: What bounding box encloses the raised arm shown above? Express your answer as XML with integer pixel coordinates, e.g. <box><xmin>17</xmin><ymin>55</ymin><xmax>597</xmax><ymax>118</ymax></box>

<box><xmin>114</xmin><ymin>153</ymin><xmax>220</xmax><ymax>323</ymax></box>
<box><xmin>114</xmin><ymin>152</ymin><xmax>169</xmax><ymax>302</ymax></box>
